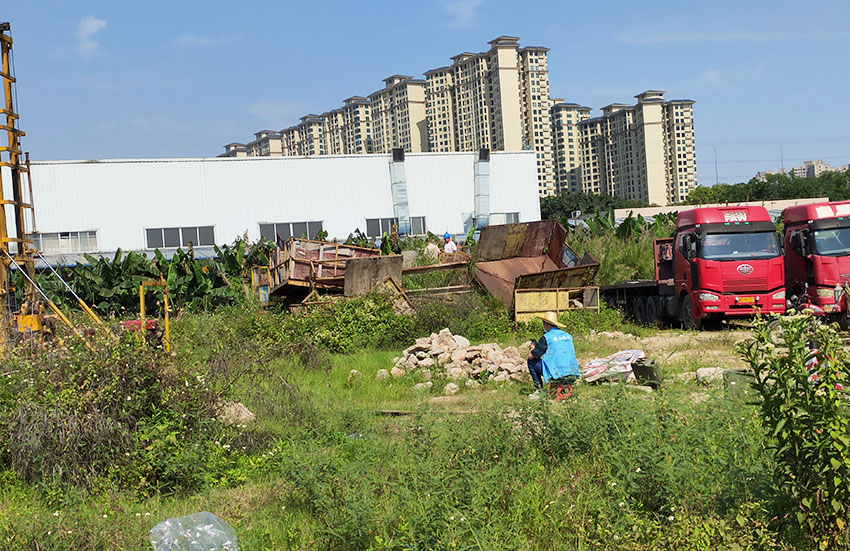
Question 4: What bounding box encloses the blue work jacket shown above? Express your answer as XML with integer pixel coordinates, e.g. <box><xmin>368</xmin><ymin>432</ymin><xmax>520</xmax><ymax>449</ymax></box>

<box><xmin>541</xmin><ymin>327</ymin><xmax>580</xmax><ymax>383</ymax></box>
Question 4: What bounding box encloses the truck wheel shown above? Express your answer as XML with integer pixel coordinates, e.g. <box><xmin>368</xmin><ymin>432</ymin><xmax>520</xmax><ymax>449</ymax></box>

<box><xmin>633</xmin><ymin>297</ymin><xmax>647</xmax><ymax>324</ymax></box>
<box><xmin>645</xmin><ymin>297</ymin><xmax>659</xmax><ymax>326</ymax></box>
<box><xmin>680</xmin><ymin>295</ymin><xmax>702</xmax><ymax>330</ymax></box>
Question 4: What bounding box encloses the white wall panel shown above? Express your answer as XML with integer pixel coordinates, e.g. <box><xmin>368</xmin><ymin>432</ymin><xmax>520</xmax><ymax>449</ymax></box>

<box><xmin>20</xmin><ymin>151</ymin><xmax>539</xmax><ymax>254</ymax></box>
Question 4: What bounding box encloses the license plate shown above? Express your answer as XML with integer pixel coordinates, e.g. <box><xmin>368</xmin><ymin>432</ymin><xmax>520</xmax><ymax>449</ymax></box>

<box><xmin>738</xmin><ymin>297</ymin><xmax>755</xmax><ymax>304</ymax></box>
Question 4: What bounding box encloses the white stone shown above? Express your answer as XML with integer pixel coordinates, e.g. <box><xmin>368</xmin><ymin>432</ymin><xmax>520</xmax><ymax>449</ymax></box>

<box><xmin>391</xmin><ymin>366</ymin><xmax>406</xmax><ymax>379</ymax></box>
<box><xmin>218</xmin><ymin>402</ymin><xmax>256</xmax><ymax>425</ymax></box>
<box><xmin>422</xmin><ymin>369</ymin><xmax>432</xmax><ymax>381</ymax></box>
<box><xmin>436</xmin><ymin>352</ymin><xmax>451</xmax><ymax>364</ymax></box>
<box><xmin>348</xmin><ymin>370</ymin><xmax>363</xmax><ymax>383</ymax></box>
<box><xmin>413</xmin><ymin>382</ymin><xmax>433</xmax><ymax>392</ymax></box>
<box><xmin>696</xmin><ymin>367</ymin><xmax>725</xmax><ymax>384</ymax></box>
<box><xmin>493</xmin><ymin>373</ymin><xmax>509</xmax><ymax>383</ymax></box>
<box><xmin>443</xmin><ymin>382</ymin><xmax>460</xmax><ymax>396</ymax></box>
<box><xmin>447</xmin><ymin>367</ymin><xmax>468</xmax><ymax>380</ymax></box>
<box><xmin>453</xmin><ymin>335</ymin><xmax>471</xmax><ymax>348</ymax></box>
<box><xmin>465</xmin><ymin>379</ymin><xmax>481</xmax><ymax>389</ymax></box>
<box><xmin>510</xmin><ymin>372</ymin><xmax>530</xmax><ymax>382</ymax></box>
<box><xmin>419</xmin><ymin>357</ymin><xmax>435</xmax><ymax>368</ymax></box>
<box><xmin>451</xmin><ymin>349</ymin><xmax>467</xmax><ymax>362</ymax></box>
<box><xmin>375</xmin><ymin>369</ymin><xmax>390</xmax><ymax>382</ymax></box>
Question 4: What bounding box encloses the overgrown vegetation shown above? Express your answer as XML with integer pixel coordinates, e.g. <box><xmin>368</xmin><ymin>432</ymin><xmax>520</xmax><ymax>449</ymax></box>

<box><xmin>540</xmin><ymin>190</ymin><xmax>649</xmax><ymax>220</ymax></box>
<box><xmin>686</xmin><ymin>169</ymin><xmax>850</xmax><ymax>205</ymax></box>
<box><xmin>740</xmin><ymin>315</ymin><xmax>850</xmax><ymax>549</ymax></box>
<box><xmin>564</xmin><ymin>210</ymin><xmax>676</xmax><ymax>285</ymax></box>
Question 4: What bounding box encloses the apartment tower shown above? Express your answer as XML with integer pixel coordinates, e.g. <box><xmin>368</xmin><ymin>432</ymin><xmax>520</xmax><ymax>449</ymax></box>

<box><xmin>575</xmin><ymin>91</ymin><xmax>695</xmax><ymax>206</ymax></box>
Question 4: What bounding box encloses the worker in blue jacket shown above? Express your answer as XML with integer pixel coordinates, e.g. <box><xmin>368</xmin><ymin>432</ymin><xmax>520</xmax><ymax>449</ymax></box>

<box><xmin>527</xmin><ymin>311</ymin><xmax>580</xmax><ymax>400</ymax></box>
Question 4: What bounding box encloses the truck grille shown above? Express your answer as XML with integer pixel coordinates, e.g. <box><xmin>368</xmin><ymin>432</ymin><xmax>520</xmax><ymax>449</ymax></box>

<box><xmin>725</xmin><ymin>277</ymin><xmax>768</xmax><ymax>292</ymax></box>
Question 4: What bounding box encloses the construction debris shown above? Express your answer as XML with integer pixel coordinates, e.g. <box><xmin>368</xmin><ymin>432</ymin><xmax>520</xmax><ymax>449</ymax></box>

<box><xmin>390</xmin><ymin>328</ymin><xmax>532</xmax><ymax>385</ymax></box>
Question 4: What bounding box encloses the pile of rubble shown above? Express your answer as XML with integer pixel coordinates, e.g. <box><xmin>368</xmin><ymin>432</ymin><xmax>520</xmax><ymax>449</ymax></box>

<box><xmin>377</xmin><ymin>328</ymin><xmax>531</xmax><ymax>386</ymax></box>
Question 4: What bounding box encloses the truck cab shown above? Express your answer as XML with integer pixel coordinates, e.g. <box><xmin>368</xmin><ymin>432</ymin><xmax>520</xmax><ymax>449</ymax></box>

<box><xmin>673</xmin><ymin>206</ymin><xmax>785</xmax><ymax>329</ymax></box>
<box><xmin>783</xmin><ymin>200</ymin><xmax>850</xmax><ymax>325</ymax></box>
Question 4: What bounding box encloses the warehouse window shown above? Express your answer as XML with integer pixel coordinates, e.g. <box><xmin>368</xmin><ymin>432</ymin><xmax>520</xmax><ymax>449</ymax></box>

<box><xmin>259</xmin><ymin>221</ymin><xmax>323</xmax><ymax>243</ymax></box>
<box><xmin>489</xmin><ymin>212</ymin><xmax>520</xmax><ymax>225</ymax></box>
<box><xmin>146</xmin><ymin>226</ymin><xmax>215</xmax><ymax>249</ymax></box>
<box><xmin>410</xmin><ymin>216</ymin><xmax>426</xmax><ymax>235</ymax></box>
<box><xmin>28</xmin><ymin>231</ymin><xmax>98</xmax><ymax>254</ymax></box>
<box><xmin>365</xmin><ymin>217</ymin><xmax>398</xmax><ymax>237</ymax></box>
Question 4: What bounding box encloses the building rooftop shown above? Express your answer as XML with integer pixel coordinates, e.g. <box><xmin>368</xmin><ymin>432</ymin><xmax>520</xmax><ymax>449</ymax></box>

<box><xmin>635</xmin><ymin>90</ymin><xmax>667</xmax><ymax>98</ymax></box>
<box><xmin>487</xmin><ymin>35</ymin><xmax>521</xmax><ymax>46</ymax></box>
<box><xmin>424</xmin><ymin>66</ymin><xmax>452</xmax><ymax>75</ymax></box>
<box><xmin>666</xmin><ymin>99</ymin><xmax>696</xmax><ymax>104</ymax></box>
<box><xmin>382</xmin><ymin>74</ymin><xmax>412</xmax><ymax>83</ymax></box>
<box><xmin>520</xmin><ymin>46</ymin><xmax>550</xmax><ymax>52</ymax></box>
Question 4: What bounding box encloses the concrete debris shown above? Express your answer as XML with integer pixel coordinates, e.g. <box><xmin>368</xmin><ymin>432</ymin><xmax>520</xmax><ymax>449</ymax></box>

<box><xmin>413</xmin><ymin>381</ymin><xmax>434</xmax><ymax>392</ymax></box>
<box><xmin>217</xmin><ymin>402</ymin><xmax>256</xmax><ymax>425</ymax></box>
<box><xmin>443</xmin><ymin>382</ymin><xmax>460</xmax><ymax>396</ymax></box>
<box><xmin>348</xmin><ymin>370</ymin><xmax>363</xmax><ymax>384</ymax></box>
<box><xmin>375</xmin><ymin>369</ymin><xmax>389</xmax><ymax>382</ymax></box>
<box><xmin>390</xmin><ymin>328</ymin><xmax>532</xmax><ymax>387</ymax></box>
<box><xmin>695</xmin><ymin>367</ymin><xmax>726</xmax><ymax>384</ymax></box>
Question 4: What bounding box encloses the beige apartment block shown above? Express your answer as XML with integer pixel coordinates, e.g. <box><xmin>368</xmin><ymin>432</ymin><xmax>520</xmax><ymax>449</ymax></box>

<box><xmin>323</xmin><ymin>109</ymin><xmax>345</xmax><ymax>155</ymax></box>
<box><xmin>369</xmin><ymin>75</ymin><xmax>428</xmax><ymax>154</ymax></box>
<box><xmin>341</xmin><ymin>97</ymin><xmax>374</xmax><ymax>154</ymax></box>
<box><xmin>244</xmin><ymin>130</ymin><xmax>283</xmax><ymax>157</ymax></box>
<box><xmin>422</xmin><ymin>36</ymin><xmax>555</xmax><ymax>194</ymax></box>
<box><xmin>219</xmin><ymin>142</ymin><xmax>248</xmax><ymax>158</ymax></box>
<box><xmin>424</xmin><ymin>67</ymin><xmax>457</xmax><ymax>151</ymax></box>
<box><xmin>550</xmin><ymin>101</ymin><xmax>591</xmax><ymax>193</ymax></box>
<box><xmin>791</xmin><ymin>159</ymin><xmax>836</xmax><ymax>178</ymax></box>
<box><xmin>575</xmin><ymin>91</ymin><xmax>696</xmax><ymax>206</ymax></box>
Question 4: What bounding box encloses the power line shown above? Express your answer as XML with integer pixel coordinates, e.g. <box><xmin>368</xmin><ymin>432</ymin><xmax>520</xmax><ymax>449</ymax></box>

<box><xmin>696</xmin><ymin>154</ymin><xmax>850</xmax><ymax>165</ymax></box>
<box><xmin>699</xmin><ymin>136</ymin><xmax>850</xmax><ymax>145</ymax></box>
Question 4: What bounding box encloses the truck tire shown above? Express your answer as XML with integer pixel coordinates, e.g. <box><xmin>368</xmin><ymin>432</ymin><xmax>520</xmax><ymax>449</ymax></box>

<box><xmin>633</xmin><ymin>296</ymin><xmax>647</xmax><ymax>324</ymax></box>
<box><xmin>680</xmin><ymin>295</ymin><xmax>702</xmax><ymax>330</ymax></box>
<box><xmin>645</xmin><ymin>296</ymin><xmax>659</xmax><ymax>326</ymax></box>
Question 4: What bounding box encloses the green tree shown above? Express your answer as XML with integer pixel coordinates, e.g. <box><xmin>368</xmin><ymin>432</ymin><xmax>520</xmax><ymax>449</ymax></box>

<box><xmin>540</xmin><ymin>190</ymin><xmax>648</xmax><ymax>220</ymax></box>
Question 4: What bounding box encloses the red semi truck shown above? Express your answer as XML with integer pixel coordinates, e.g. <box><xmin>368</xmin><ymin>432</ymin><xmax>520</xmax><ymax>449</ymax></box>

<box><xmin>783</xmin><ymin>200</ymin><xmax>850</xmax><ymax>327</ymax></box>
<box><xmin>602</xmin><ymin>206</ymin><xmax>786</xmax><ymax>329</ymax></box>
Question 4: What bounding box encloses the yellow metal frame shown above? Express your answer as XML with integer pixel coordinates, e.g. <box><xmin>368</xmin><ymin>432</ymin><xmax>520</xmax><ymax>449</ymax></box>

<box><xmin>514</xmin><ymin>286</ymin><xmax>601</xmax><ymax>325</ymax></box>
<box><xmin>139</xmin><ymin>279</ymin><xmax>171</xmax><ymax>352</ymax></box>
<box><xmin>250</xmin><ymin>265</ymin><xmax>271</xmax><ymax>305</ymax></box>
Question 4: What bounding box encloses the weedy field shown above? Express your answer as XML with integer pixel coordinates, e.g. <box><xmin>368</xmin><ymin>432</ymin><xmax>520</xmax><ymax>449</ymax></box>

<box><xmin>0</xmin><ymin>297</ymin><xmax>847</xmax><ymax>550</ymax></box>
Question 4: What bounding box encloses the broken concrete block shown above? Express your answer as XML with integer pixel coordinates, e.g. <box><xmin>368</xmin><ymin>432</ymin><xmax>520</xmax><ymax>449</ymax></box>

<box><xmin>375</xmin><ymin>369</ymin><xmax>390</xmax><ymax>382</ymax></box>
<box><xmin>443</xmin><ymin>382</ymin><xmax>460</xmax><ymax>396</ymax></box>
<box><xmin>696</xmin><ymin>367</ymin><xmax>725</xmax><ymax>384</ymax></box>
<box><xmin>391</xmin><ymin>366</ymin><xmax>406</xmax><ymax>379</ymax></box>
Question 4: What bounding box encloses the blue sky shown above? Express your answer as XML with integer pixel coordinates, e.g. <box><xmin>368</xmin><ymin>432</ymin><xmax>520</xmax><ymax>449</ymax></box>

<box><xmin>4</xmin><ymin>0</ymin><xmax>850</xmax><ymax>185</ymax></box>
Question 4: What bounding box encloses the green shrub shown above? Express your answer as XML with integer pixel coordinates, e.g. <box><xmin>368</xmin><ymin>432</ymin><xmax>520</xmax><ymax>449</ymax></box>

<box><xmin>739</xmin><ymin>315</ymin><xmax>850</xmax><ymax>549</ymax></box>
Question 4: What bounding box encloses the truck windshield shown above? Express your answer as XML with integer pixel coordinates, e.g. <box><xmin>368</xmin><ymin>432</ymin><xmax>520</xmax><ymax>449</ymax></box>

<box><xmin>813</xmin><ymin>227</ymin><xmax>850</xmax><ymax>256</ymax></box>
<box><xmin>699</xmin><ymin>232</ymin><xmax>780</xmax><ymax>261</ymax></box>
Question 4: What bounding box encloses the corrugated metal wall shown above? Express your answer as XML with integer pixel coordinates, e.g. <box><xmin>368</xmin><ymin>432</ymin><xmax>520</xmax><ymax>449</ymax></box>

<box><xmin>3</xmin><ymin>151</ymin><xmax>540</xmax><ymax>254</ymax></box>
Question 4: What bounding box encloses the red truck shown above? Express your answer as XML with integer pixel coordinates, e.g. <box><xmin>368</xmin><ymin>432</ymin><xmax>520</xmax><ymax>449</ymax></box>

<box><xmin>602</xmin><ymin>206</ymin><xmax>786</xmax><ymax>329</ymax></box>
<box><xmin>783</xmin><ymin>200</ymin><xmax>850</xmax><ymax>327</ymax></box>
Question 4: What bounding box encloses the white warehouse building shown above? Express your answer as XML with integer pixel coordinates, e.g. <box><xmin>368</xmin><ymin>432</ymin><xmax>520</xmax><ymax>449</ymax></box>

<box><xmin>2</xmin><ymin>150</ymin><xmax>540</xmax><ymax>263</ymax></box>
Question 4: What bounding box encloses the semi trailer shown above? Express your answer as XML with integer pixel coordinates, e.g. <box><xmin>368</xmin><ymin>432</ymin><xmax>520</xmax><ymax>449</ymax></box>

<box><xmin>601</xmin><ymin>206</ymin><xmax>786</xmax><ymax>329</ymax></box>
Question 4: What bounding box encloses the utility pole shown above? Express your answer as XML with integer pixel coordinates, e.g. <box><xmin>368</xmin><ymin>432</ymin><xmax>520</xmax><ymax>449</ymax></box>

<box><xmin>714</xmin><ymin>147</ymin><xmax>719</xmax><ymax>185</ymax></box>
<box><xmin>780</xmin><ymin>144</ymin><xmax>785</xmax><ymax>172</ymax></box>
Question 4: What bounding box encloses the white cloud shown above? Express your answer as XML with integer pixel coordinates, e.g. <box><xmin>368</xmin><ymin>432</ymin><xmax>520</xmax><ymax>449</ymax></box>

<box><xmin>441</xmin><ymin>0</ymin><xmax>485</xmax><ymax>28</ymax></box>
<box><xmin>699</xmin><ymin>69</ymin><xmax>722</xmax><ymax>84</ymax></box>
<box><xmin>244</xmin><ymin>100</ymin><xmax>310</xmax><ymax>127</ymax></box>
<box><xmin>75</xmin><ymin>15</ymin><xmax>107</xmax><ymax>57</ymax></box>
<box><xmin>617</xmin><ymin>29</ymin><xmax>848</xmax><ymax>45</ymax></box>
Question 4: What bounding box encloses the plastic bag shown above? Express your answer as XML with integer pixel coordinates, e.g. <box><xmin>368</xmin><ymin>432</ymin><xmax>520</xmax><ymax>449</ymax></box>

<box><xmin>149</xmin><ymin>511</ymin><xmax>239</xmax><ymax>551</ymax></box>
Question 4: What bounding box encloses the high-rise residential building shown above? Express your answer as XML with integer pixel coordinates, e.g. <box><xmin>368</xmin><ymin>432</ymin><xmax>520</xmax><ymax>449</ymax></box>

<box><xmin>369</xmin><ymin>75</ymin><xmax>428</xmax><ymax>154</ymax></box>
<box><xmin>550</xmin><ymin>101</ymin><xmax>591</xmax><ymax>193</ymax></box>
<box><xmin>573</xmin><ymin>91</ymin><xmax>696</xmax><ymax>206</ymax></box>
<box><xmin>423</xmin><ymin>36</ymin><xmax>555</xmax><ymax>194</ymax></box>
<box><xmin>223</xmin><ymin>36</ymin><xmax>557</xmax><ymax>195</ymax></box>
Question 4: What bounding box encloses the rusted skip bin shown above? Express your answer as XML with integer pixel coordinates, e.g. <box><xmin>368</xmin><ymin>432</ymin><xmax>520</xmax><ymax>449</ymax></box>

<box><xmin>270</xmin><ymin>238</ymin><xmax>380</xmax><ymax>295</ymax></box>
<box><xmin>474</xmin><ymin>220</ymin><xmax>599</xmax><ymax>310</ymax></box>
<box><xmin>514</xmin><ymin>287</ymin><xmax>600</xmax><ymax>324</ymax></box>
